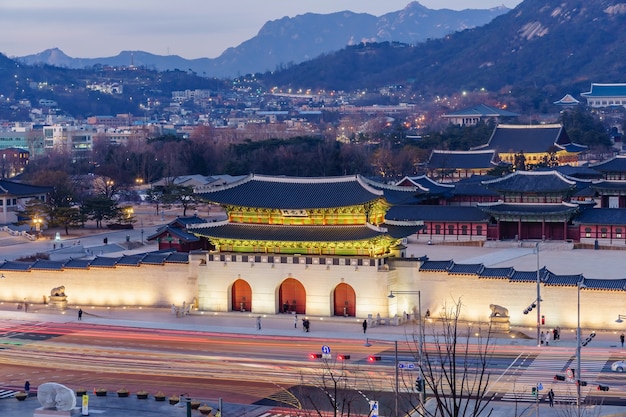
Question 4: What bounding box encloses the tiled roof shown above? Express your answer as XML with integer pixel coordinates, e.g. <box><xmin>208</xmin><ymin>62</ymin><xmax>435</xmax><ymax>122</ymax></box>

<box><xmin>192</xmin><ymin>222</ymin><xmax>395</xmax><ymax>242</ymax></box>
<box><xmin>396</xmin><ymin>175</ymin><xmax>455</xmax><ymax>196</ymax></box>
<box><xmin>169</xmin><ymin>216</ymin><xmax>207</xmax><ymax>227</ymax></box>
<box><xmin>0</xmin><ymin>261</ymin><xmax>32</xmax><ymax>271</ymax></box>
<box><xmin>590</xmin><ymin>155</ymin><xmax>626</xmax><ymax>172</ymax></box>
<box><xmin>552</xmin><ymin>165</ymin><xmax>602</xmax><ymax>179</ymax></box>
<box><xmin>478</xmin><ymin>267</ymin><xmax>514</xmax><ymax>279</ymax></box>
<box><xmin>419</xmin><ymin>260</ymin><xmax>453</xmax><ymax>271</ymax></box>
<box><xmin>509</xmin><ymin>267</ymin><xmax>548</xmax><ymax>283</ymax></box>
<box><xmin>581</xmin><ymin>83</ymin><xmax>626</xmax><ymax>98</ymax></box>
<box><xmin>442</xmin><ymin>104</ymin><xmax>519</xmax><ymax>118</ymax></box>
<box><xmin>141</xmin><ymin>253</ymin><xmax>171</xmax><ymax>265</ymax></box>
<box><xmin>544</xmin><ymin>273</ymin><xmax>584</xmax><ymax>286</ymax></box>
<box><xmin>418</xmin><ymin>260</ymin><xmax>626</xmax><ymax>292</ymax></box>
<box><xmin>0</xmin><ymin>179</ymin><xmax>53</xmax><ymax>197</ymax></box>
<box><xmin>590</xmin><ymin>180</ymin><xmax>626</xmax><ymax>191</ymax></box>
<box><xmin>427</xmin><ymin>150</ymin><xmax>496</xmax><ymax>170</ymax></box>
<box><xmin>30</xmin><ymin>260</ymin><xmax>65</xmax><ymax>271</ymax></box>
<box><xmin>147</xmin><ymin>226</ymin><xmax>200</xmax><ymax>242</ymax></box>
<box><xmin>89</xmin><ymin>256</ymin><xmax>120</xmax><ymax>268</ymax></box>
<box><xmin>448</xmin><ymin>263</ymin><xmax>483</xmax><ymax>275</ymax></box>
<box><xmin>452</xmin><ymin>180</ymin><xmax>499</xmax><ymax>197</ymax></box>
<box><xmin>475</xmin><ymin>124</ymin><xmax>571</xmax><ymax>153</ymax></box>
<box><xmin>386</xmin><ymin>205</ymin><xmax>490</xmax><ymax>222</ymax></box>
<box><xmin>573</xmin><ymin>208</ymin><xmax>626</xmax><ymax>225</ymax></box>
<box><xmin>482</xmin><ymin>171</ymin><xmax>577</xmax><ymax>193</ymax></box>
<box><xmin>116</xmin><ymin>254</ymin><xmax>145</xmax><ymax>266</ymax></box>
<box><xmin>478</xmin><ymin>203</ymin><xmax>579</xmax><ymax>217</ymax></box>
<box><xmin>165</xmin><ymin>252</ymin><xmax>190</xmax><ymax>263</ymax></box>
<box><xmin>197</xmin><ymin>174</ymin><xmax>383</xmax><ymax>209</ymax></box>
<box><xmin>63</xmin><ymin>259</ymin><xmax>91</xmax><ymax>269</ymax></box>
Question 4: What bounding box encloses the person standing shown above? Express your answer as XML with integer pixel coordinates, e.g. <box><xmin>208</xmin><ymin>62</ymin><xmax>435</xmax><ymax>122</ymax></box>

<box><xmin>362</xmin><ymin>319</ymin><xmax>368</xmax><ymax>334</ymax></box>
<box><xmin>294</xmin><ymin>314</ymin><xmax>298</xmax><ymax>329</ymax></box>
<box><xmin>620</xmin><ymin>333</ymin><xmax>624</xmax><ymax>348</ymax></box>
<box><xmin>24</xmin><ymin>381</ymin><xmax>30</xmax><ymax>395</ymax></box>
<box><xmin>78</xmin><ymin>308</ymin><xmax>83</xmax><ymax>320</ymax></box>
<box><xmin>256</xmin><ymin>316</ymin><xmax>261</xmax><ymax>330</ymax></box>
<box><xmin>540</xmin><ymin>331</ymin><xmax>545</xmax><ymax>345</ymax></box>
<box><xmin>548</xmin><ymin>388</ymin><xmax>555</xmax><ymax>407</ymax></box>
<box><xmin>545</xmin><ymin>329</ymin><xmax>551</xmax><ymax>346</ymax></box>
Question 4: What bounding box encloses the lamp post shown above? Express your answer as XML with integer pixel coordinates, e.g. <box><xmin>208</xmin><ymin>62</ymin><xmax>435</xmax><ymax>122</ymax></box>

<box><xmin>364</xmin><ymin>338</ymin><xmax>399</xmax><ymax>417</ymax></box>
<box><xmin>535</xmin><ymin>243</ymin><xmax>542</xmax><ymax>347</ymax></box>
<box><xmin>388</xmin><ymin>290</ymin><xmax>425</xmax><ymax>409</ymax></box>
<box><xmin>576</xmin><ymin>279</ymin><xmax>587</xmax><ymax>417</ymax></box>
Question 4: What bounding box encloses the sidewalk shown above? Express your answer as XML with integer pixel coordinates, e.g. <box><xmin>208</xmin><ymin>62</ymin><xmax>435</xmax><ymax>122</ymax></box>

<box><xmin>1</xmin><ymin>306</ymin><xmax>626</xmax><ymax>417</ymax></box>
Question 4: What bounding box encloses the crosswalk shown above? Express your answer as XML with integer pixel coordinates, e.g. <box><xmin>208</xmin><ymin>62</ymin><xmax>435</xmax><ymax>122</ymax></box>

<box><xmin>0</xmin><ymin>389</ymin><xmax>20</xmax><ymax>399</ymax></box>
<box><xmin>500</xmin><ymin>349</ymin><xmax>609</xmax><ymax>404</ymax></box>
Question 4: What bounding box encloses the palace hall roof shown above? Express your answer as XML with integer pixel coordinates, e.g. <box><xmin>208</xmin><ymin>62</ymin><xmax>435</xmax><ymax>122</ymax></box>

<box><xmin>590</xmin><ymin>180</ymin><xmax>626</xmax><ymax>192</ymax></box>
<box><xmin>573</xmin><ymin>208</ymin><xmax>626</xmax><ymax>225</ymax></box>
<box><xmin>386</xmin><ymin>205</ymin><xmax>490</xmax><ymax>222</ymax></box>
<box><xmin>452</xmin><ymin>176</ymin><xmax>499</xmax><ymax>197</ymax></box>
<box><xmin>190</xmin><ymin>222</ymin><xmax>396</xmax><ymax>242</ymax></box>
<box><xmin>551</xmin><ymin>164</ymin><xmax>602</xmax><ymax>180</ymax></box>
<box><xmin>0</xmin><ymin>179</ymin><xmax>53</xmax><ymax>196</ymax></box>
<box><xmin>477</xmin><ymin>202</ymin><xmax>579</xmax><ymax>217</ymax></box>
<box><xmin>396</xmin><ymin>175</ymin><xmax>455</xmax><ymax>196</ymax></box>
<box><xmin>441</xmin><ymin>104</ymin><xmax>519</xmax><ymax>118</ymax></box>
<box><xmin>427</xmin><ymin>150</ymin><xmax>497</xmax><ymax>170</ymax></box>
<box><xmin>581</xmin><ymin>83</ymin><xmax>626</xmax><ymax>98</ymax></box>
<box><xmin>473</xmin><ymin>124</ymin><xmax>580</xmax><ymax>154</ymax></box>
<box><xmin>590</xmin><ymin>155</ymin><xmax>626</xmax><ymax>173</ymax></box>
<box><xmin>196</xmin><ymin>174</ymin><xmax>388</xmax><ymax>209</ymax></box>
<box><xmin>481</xmin><ymin>171</ymin><xmax>577</xmax><ymax>193</ymax></box>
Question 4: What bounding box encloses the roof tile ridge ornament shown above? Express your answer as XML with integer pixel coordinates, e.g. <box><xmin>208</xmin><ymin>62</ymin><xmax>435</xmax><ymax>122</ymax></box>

<box><xmin>188</xmin><ymin>219</ymin><xmax>231</xmax><ymax>229</ymax></box>
<box><xmin>360</xmin><ymin>175</ymin><xmax>417</xmax><ymax>193</ymax></box>
<box><xmin>384</xmin><ymin>219</ymin><xmax>424</xmax><ymax>227</ymax></box>
<box><xmin>496</xmin><ymin>123</ymin><xmax>563</xmax><ymax>129</ymax></box>
<box><xmin>253</xmin><ymin>173</ymin><xmax>361</xmax><ymax>185</ymax></box>
<box><xmin>431</xmin><ymin>149</ymin><xmax>495</xmax><ymax>155</ymax></box>
<box><xmin>354</xmin><ymin>175</ymin><xmax>384</xmax><ymax>196</ymax></box>
<box><xmin>476</xmin><ymin>200</ymin><xmax>504</xmax><ymax>207</ymax></box>
<box><xmin>404</xmin><ymin>174</ymin><xmax>455</xmax><ymax>189</ymax></box>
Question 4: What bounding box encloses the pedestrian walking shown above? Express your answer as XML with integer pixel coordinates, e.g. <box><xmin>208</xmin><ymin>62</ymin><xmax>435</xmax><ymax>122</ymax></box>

<box><xmin>540</xmin><ymin>331</ymin><xmax>545</xmax><ymax>345</ymax></box>
<box><xmin>362</xmin><ymin>319</ymin><xmax>368</xmax><ymax>334</ymax></box>
<box><xmin>620</xmin><ymin>333</ymin><xmax>624</xmax><ymax>348</ymax></box>
<box><xmin>24</xmin><ymin>381</ymin><xmax>30</xmax><ymax>395</ymax></box>
<box><xmin>304</xmin><ymin>319</ymin><xmax>310</xmax><ymax>332</ymax></box>
<box><xmin>256</xmin><ymin>316</ymin><xmax>261</xmax><ymax>330</ymax></box>
<box><xmin>294</xmin><ymin>314</ymin><xmax>298</xmax><ymax>329</ymax></box>
<box><xmin>302</xmin><ymin>318</ymin><xmax>306</xmax><ymax>332</ymax></box>
<box><xmin>548</xmin><ymin>388</ymin><xmax>555</xmax><ymax>407</ymax></box>
<box><xmin>545</xmin><ymin>329</ymin><xmax>551</xmax><ymax>346</ymax></box>
<box><xmin>78</xmin><ymin>308</ymin><xmax>83</xmax><ymax>320</ymax></box>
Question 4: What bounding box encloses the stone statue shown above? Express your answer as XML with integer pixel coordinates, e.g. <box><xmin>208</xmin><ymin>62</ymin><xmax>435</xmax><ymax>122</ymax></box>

<box><xmin>489</xmin><ymin>304</ymin><xmax>509</xmax><ymax>318</ymax></box>
<box><xmin>50</xmin><ymin>286</ymin><xmax>66</xmax><ymax>297</ymax></box>
<box><xmin>37</xmin><ymin>382</ymin><xmax>76</xmax><ymax>411</ymax></box>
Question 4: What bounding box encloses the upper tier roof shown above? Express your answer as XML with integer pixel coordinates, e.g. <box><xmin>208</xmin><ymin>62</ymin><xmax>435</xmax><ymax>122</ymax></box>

<box><xmin>473</xmin><ymin>124</ymin><xmax>582</xmax><ymax>154</ymax></box>
<box><xmin>590</xmin><ymin>155</ymin><xmax>626</xmax><ymax>172</ymax></box>
<box><xmin>196</xmin><ymin>174</ymin><xmax>420</xmax><ymax>209</ymax></box>
<box><xmin>427</xmin><ymin>150</ymin><xmax>496</xmax><ymax>170</ymax></box>
<box><xmin>482</xmin><ymin>171</ymin><xmax>577</xmax><ymax>194</ymax></box>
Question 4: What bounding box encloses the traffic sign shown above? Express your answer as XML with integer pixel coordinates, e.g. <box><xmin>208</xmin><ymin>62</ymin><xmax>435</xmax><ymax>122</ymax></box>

<box><xmin>398</xmin><ymin>361</ymin><xmax>417</xmax><ymax>370</ymax></box>
<box><xmin>369</xmin><ymin>400</ymin><xmax>379</xmax><ymax>417</ymax></box>
<box><xmin>537</xmin><ymin>383</ymin><xmax>543</xmax><ymax>391</ymax></box>
<box><xmin>321</xmin><ymin>345</ymin><xmax>331</xmax><ymax>354</ymax></box>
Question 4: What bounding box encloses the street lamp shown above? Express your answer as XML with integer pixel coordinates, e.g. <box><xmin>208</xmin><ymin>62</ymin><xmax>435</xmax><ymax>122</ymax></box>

<box><xmin>364</xmin><ymin>338</ymin><xmax>399</xmax><ymax>417</ymax></box>
<box><xmin>387</xmin><ymin>290</ymin><xmax>425</xmax><ymax>409</ymax></box>
<box><xmin>615</xmin><ymin>314</ymin><xmax>626</xmax><ymax>323</ymax></box>
<box><xmin>534</xmin><ymin>243</ymin><xmax>542</xmax><ymax>347</ymax></box>
<box><xmin>576</xmin><ymin>279</ymin><xmax>587</xmax><ymax>416</ymax></box>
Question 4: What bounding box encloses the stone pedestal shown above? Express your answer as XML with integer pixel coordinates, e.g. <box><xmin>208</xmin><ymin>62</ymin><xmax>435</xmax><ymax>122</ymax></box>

<box><xmin>490</xmin><ymin>316</ymin><xmax>510</xmax><ymax>332</ymax></box>
<box><xmin>34</xmin><ymin>408</ymin><xmax>74</xmax><ymax>417</ymax></box>
<box><xmin>48</xmin><ymin>296</ymin><xmax>68</xmax><ymax>310</ymax></box>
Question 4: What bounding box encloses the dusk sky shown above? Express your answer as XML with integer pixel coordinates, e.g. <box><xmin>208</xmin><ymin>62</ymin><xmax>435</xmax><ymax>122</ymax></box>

<box><xmin>1</xmin><ymin>1</ymin><xmax>522</xmax><ymax>59</ymax></box>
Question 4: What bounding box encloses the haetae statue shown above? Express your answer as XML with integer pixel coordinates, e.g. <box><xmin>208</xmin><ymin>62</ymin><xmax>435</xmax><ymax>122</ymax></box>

<box><xmin>37</xmin><ymin>382</ymin><xmax>76</xmax><ymax>411</ymax></box>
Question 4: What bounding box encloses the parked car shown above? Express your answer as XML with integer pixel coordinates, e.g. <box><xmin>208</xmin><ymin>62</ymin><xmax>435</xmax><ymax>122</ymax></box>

<box><xmin>611</xmin><ymin>360</ymin><xmax>626</xmax><ymax>372</ymax></box>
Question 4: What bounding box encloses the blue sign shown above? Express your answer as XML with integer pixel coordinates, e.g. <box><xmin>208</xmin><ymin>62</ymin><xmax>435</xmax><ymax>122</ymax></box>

<box><xmin>537</xmin><ymin>383</ymin><xmax>543</xmax><ymax>391</ymax></box>
<box><xmin>321</xmin><ymin>345</ymin><xmax>331</xmax><ymax>354</ymax></box>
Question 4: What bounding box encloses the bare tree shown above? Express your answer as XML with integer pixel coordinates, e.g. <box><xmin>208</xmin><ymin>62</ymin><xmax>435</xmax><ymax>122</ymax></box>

<box><xmin>413</xmin><ymin>298</ymin><xmax>496</xmax><ymax>417</ymax></box>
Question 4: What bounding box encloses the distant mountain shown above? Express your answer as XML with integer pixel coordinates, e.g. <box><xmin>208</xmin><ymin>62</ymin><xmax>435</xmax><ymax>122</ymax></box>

<box><xmin>15</xmin><ymin>1</ymin><xmax>508</xmax><ymax>78</ymax></box>
<box><xmin>261</xmin><ymin>0</ymin><xmax>626</xmax><ymax>97</ymax></box>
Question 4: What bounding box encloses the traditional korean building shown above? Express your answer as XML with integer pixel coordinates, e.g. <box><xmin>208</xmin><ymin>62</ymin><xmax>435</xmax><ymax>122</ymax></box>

<box><xmin>425</xmin><ymin>150</ymin><xmax>498</xmax><ymax>182</ymax></box>
<box><xmin>190</xmin><ymin>174</ymin><xmax>423</xmax><ymax>316</ymax></box>
<box><xmin>473</xmin><ymin>124</ymin><xmax>586</xmax><ymax>167</ymax></box>
<box><xmin>581</xmin><ymin>83</ymin><xmax>626</xmax><ymax>108</ymax></box>
<box><xmin>440</xmin><ymin>104</ymin><xmax>519</xmax><ymax>126</ymax></box>
<box><xmin>147</xmin><ymin>215</ymin><xmax>215</xmax><ymax>252</ymax></box>
<box><xmin>0</xmin><ymin>179</ymin><xmax>52</xmax><ymax>225</ymax></box>
<box><xmin>478</xmin><ymin>171</ymin><xmax>582</xmax><ymax>240</ymax></box>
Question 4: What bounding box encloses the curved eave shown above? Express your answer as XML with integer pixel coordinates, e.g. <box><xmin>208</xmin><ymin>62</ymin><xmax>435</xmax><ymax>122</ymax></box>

<box><xmin>191</xmin><ymin>222</ymin><xmax>398</xmax><ymax>243</ymax></box>
<box><xmin>478</xmin><ymin>203</ymin><xmax>579</xmax><ymax>217</ymax></box>
<box><xmin>196</xmin><ymin>174</ymin><xmax>384</xmax><ymax>210</ymax></box>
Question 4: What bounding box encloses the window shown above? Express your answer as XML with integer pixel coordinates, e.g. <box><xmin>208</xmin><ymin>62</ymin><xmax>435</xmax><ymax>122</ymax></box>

<box><xmin>461</xmin><ymin>225</ymin><xmax>468</xmax><ymax>235</ymax></box>
<box><xmin>476</xmin><ymin>225</ymin><xmax>483</xmax><ymax>236</ymax></box>
<box><xmin>617</xmin><ymin>228</ymin><xmax>622</xmax><ymax>239</ymax></box>
<box><xmin>601</xmin><ymin>227</ymin><xmax>607</xmax><ymax>238</ymax></box>
<box><xmin>448</xmin><ymin>225</ymin><xmax>455</xmax><ymax>235</ymax></box>
<box><xmin>585</xmin><ymin>227</ymin><xmax>591</xmax><ymax>238</ymax></box>
<box><xmin>434</xmin><ymin>225</ymin><xmax>441</xmax><ymax>235</ymax></box>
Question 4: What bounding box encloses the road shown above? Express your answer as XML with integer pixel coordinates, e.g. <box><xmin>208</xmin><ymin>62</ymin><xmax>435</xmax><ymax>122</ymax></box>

<box><xmin>0</xmin><ymin>317</ymin><xmax>624</xmax><ymax>415</ymax></box>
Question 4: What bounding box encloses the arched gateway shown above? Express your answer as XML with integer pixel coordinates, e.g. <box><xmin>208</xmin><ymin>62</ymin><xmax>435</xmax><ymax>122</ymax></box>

<box><xmin>279</xmin><ymin>278</ymin><xmax>306</xmax><ymax>314</ymax></box>
<box><xmin>231</xmin><ymin>279</ymin><xmax>252</xmax><ymax>312</ymax></box>
<box><xmin>333</xmin><ymin>283</ymin><xmax>356</xmax><ymax>316</ymax></box>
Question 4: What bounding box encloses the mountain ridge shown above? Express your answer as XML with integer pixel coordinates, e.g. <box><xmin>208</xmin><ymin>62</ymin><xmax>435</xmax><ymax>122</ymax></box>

<box><xmin>14</xmin><ymin>1</ymin><xmax>509</xmax><ymax>78</ymax></box>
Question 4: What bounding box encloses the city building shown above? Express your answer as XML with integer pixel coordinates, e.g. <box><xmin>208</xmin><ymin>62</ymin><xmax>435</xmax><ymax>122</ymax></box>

<box><xmin>441</xmin><ymin>104</ymin><xmax>519</xmax><ymax>126</ymax></box>
<box><xmin>581</xmin><ymin>83</ymin><xmax>626</xmax><ymax>108</ymax></box>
